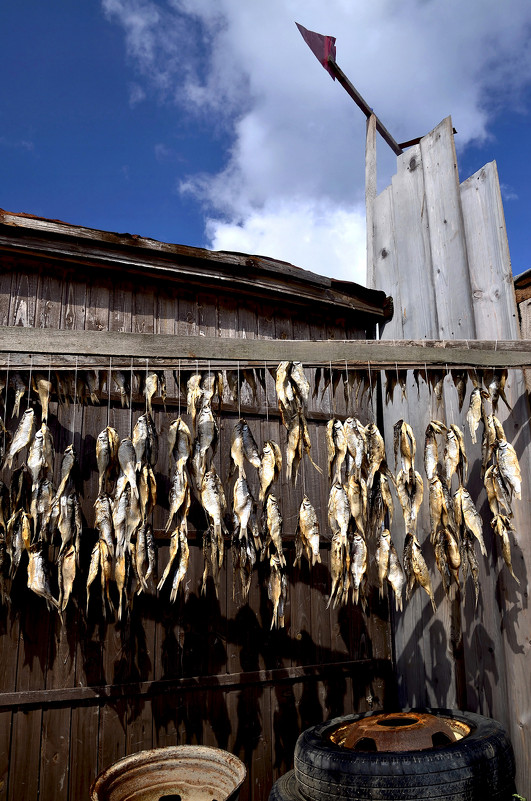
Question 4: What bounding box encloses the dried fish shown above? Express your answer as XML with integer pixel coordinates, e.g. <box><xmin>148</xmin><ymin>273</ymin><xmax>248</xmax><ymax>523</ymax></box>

<box><xmin>294</xmin><ymin>495</ymin><xmax>321</xmax><ymax>568</ymax></box>
<box><xmin>268</xmin><ymin>553</ymin><xmax>287</xmax><ymax>629</ymax></box>
<box><xmin>326</xmin><ymin>418</ymin><xmax>347</xmax><ymax>483</ymax></box>
<box><xmin>451</xmin><ymin>370</ymin><xmax>468</xmax><ymax>412</ymax></box>
<box><xmin>113</xmin><ymin>370</ymin><xmax>130</xmax><ymax>407</ymax></box>
<box><xmin>366</xmin><ymin>423</ymin><xmax>385</xmax><ymax>490</ymax></box>
<box><xmin>168</xmin><ymin>417</ymin><xmax>192</xmax><ymax>471</ymax></box>
<box><xmin>230</xmin><ymin>418</ymin><xmax>260</xmax><ymax>477</ymax></box>
<box><xmin>454</xmin><ymin>486</ymin><xmax>487</xmax><ymax>556</ymax></box>
<box><xmin>96</xmin><ymin>426</ymin><xmax>120</xmax><ymax>494</ymax></box>
<box><xmin>263</xmin><ymin>493</ymin><xmax>284</xmax><ymax>567</ymax></box>
<box><xmin>496</xmin><ymin>438</ymin><xmax>521</xmax><ymax>500</ymax></box>
<box><xmin>394</xmin><ymin>420</ymin><xmax>416</xmax><ymax>475</ymax></box>
<box><xmin>347</xmin><ymin>473</ymin><xmax>368</xmax><ymax>535</ymax></box>
<box><xmin>396</xmin><ymin>469</ymin><xmax>423</xmax><ymax>534</ymax></box>
<box><xmin>483</xmin><ymin>368</ymin><xmax>510</xmax><ymax>413</ymax></box>
<box><xmin>258</xmin><ymin>440</ymin><xmax>282</xmax><ymax>502</ymax></box>
<box><xmin>10</xmin><ymin>372</ymin><xmax>27</xmax><ymax>418</ymax></box>
<box><xmin>350</xmin><ymin>532</ymin><xmax>367</xmax><ymax>605</ymax></box>
<box><xmin>327</xmin><ymin>482</ymin><xmax>350</xmax><ymax>608</ymax></box>
<box><xmin>4</xmin><ymin>408</ymin><xmax>35</xmax><ymax>469</ymax></box>
<box><xmin>32</xmin><ymin>373</ymin><xmax>53</xmax><ymax>422</ymax></box>
<box><xmin>343</xmin><ymin>417</ymin><xmax>367</xmax><ymax>478</ymax></box>
<box><xmin>117</xmin><ymin>438</ymin><xmax>139</xmax><ymax>500</ymax></box>
<box><xmin>201</xmin><ymin>467</ymin><xmax>227</xmax><ymax>577</ymax></box>
<box><xmin>27</xmin><ymin>542</ymin><xmax>59</xmax><ymax>610</ymax></box>
<box><xmin>492</xmin><ymin>514</ymin><xmax>519</xmax><ymax>582</ymax></box>
<box><xmin>466</xmin><ymin>388</ymin><xmax>487</xmax><ymax>444</ymax></box>
<box><xmin>387</xmin><ymin>539</ymin><xmax>405</xmax><ymax>611</ymax></box>
<box><xmin>404</xmin><ymin>533</ymin><xmax>436</xmax><ymax>611</ymax></box>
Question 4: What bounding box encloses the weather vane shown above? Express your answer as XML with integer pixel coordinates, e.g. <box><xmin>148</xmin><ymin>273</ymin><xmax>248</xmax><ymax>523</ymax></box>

<box><xmin>295</xmin><ymin>22</ymin><xmax>420</xmax><ymax>155</ymax></box>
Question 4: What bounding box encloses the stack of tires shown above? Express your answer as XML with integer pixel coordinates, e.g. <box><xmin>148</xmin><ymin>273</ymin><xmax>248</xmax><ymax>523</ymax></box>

<box><xmin>269</xmin><ymin>709</ymin><xmax>517</xmax><ymax>801</ymax></box>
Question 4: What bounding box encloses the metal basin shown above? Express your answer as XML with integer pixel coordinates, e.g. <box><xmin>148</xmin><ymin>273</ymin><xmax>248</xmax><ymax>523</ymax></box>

<box><xmin>90</xmin><ymin>745</ymin><xmax>247</xmax><ymax>801</ymax></box>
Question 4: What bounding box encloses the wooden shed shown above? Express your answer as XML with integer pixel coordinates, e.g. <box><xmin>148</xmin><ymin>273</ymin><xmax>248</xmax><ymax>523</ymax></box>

<box><xmin>0</xmin><ymin>209</ymin><xmax>395</xmax><ymax>801</ymax></box>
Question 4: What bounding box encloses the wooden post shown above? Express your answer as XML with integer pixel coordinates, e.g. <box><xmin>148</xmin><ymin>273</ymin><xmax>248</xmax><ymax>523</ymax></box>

<box><xmin>365</xmin><ymin>114</ymin><xmax>377</xmax><ymax>289</ymax></box>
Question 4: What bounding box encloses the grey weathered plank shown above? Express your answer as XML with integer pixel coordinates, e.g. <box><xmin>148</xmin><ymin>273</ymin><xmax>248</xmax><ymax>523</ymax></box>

<box><xmin>0</xmin><ymin>326</ymin><xmax>531</xmax><ymax>367</ymax></box>
<box><xmin>462</xmin><ymin>160</ymin><xmax>531</xmax><ymax>797</ymax></box>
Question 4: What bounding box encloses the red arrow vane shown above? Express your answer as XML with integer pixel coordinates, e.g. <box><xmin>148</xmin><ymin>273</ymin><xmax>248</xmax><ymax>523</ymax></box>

<box><xmin>295</xmin><ymin>23</ymin><xmax>337</xmax><ymax>79</ymax></box>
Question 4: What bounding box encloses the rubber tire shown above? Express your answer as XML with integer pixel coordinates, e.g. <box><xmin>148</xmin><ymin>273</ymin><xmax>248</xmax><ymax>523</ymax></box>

<box><xmin>294</xmin><ymin>708</ymin><xmax>516</xmax><ymax>801</ymax></box>
<box><xmin>268</xmin><ymin>770</ymin><xmax>305</xmax><ymax>801</ymax></box>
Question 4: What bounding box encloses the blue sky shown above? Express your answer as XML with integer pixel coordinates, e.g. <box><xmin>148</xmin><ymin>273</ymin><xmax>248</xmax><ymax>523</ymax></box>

<box><xmin>1</xmin><ymin>1</ymin><xmax>531</xmax><ymax>283</ymax></box>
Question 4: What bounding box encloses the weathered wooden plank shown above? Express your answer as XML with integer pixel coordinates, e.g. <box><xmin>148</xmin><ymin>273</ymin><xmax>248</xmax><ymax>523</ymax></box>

<box><xmin>1</xmin><ymin>326</ymin><xmax>530</xmax><ymax>367</ymax></box>
<box><xmin>39</xmin><ymin>616</ymin><xmax>76</xmax><ymax>801</ymax></box>
<box><xmin>420</xmin><ymin>117</ymin><xmax>476</xmax><ymax>340</ymax></box>
<box><xmin>461</xmin><ymin>160</ymin><xmax>531</xmax><ymax>797</ymax></box>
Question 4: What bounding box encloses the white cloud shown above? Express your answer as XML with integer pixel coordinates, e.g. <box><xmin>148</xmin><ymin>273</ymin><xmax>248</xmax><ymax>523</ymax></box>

<box><xmin>206</xmin><ymin>199</ymin><xmax>367</xmax><ymax>283</ymax></box>
<box><xmin>102</xmin><ymin>0</ymin><xmax>531</xmax><ymax>282</ymax></box>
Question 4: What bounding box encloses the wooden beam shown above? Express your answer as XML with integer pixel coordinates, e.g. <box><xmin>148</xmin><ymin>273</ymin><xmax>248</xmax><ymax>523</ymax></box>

<box><xmin>0</xmin><ymin>327</ymin><xmax>529</xmax><ymax>367</ymax></box>
<box><xmin>0</xmin><ymin>658</ymin><xmax>378</xmax><ymax>710</ymax></box>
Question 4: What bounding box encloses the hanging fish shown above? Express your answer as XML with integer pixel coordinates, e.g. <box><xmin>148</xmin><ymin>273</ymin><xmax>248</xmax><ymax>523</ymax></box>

<box><xmin>27</xmin><ymin>541</ymin><xmax>59</xmax><ymax>610</ymax></box>
<box><xmin>53</xmin><ymin>444</ymin><xmax>78</xmax><ymax>504</ymax></box>
<box><xmin>201</xmin><ymin>467</ymin><xmax>227</xmax><ymax>583</ymax></box>
<box><xmin>496</xmin><ymin>438</ymin><xmax>521</xmax><ymax>500</ymax></box>
<box><xmin>483</xmin><ymin>369</ymin><xmax>510</xmax><ymax>413</ymax></box>
<box><xmin>454</xmin><ymin>486</ymin><xmax>487</xmax><ymax>556</ymax></box>
<box><xmin>268</xmin><ymin>552</ymin><xmax>287</xmax><ymax>629</ymax></box>
<box><xmin>466</xmin><ymin>388</ymin><xmax>488</xmax><ymax>444</ymax></box>
<box><xmin>294</xmin><ymin>495</ymin><xmax>321</xmax><ymax>568</ymax></box>
<box><xmin>327</xmin><ymin>482</ymin><xmax>350</xmax><ymax>608</ymax></box>
<box><xmin>481</xmin><ymin>414</ymin><xmax>498</xmax><ymax>479</ymax></box>
<box><xmin>343</xmin><ymin>417</ymin><xmax>367</xmax><ymax>479</ymax></box>
<box><xmin>117</xmin><ymin>438</ymin><xmax>139</xmax><ymax>500</ymax></box>
<box><xmin>350</xmin><ymin>533</ymin><xmax>368</xmax><ymax>605</ymax></box>
<box><xmin>230</xmin><ymin>418</ymin><xmax>260</xmax><ymax>477</ymax></box>
<box><xmin>492</xmin><ymin>514</ymin><xmax>519</xmax><ymax>582</ymax></box>
<box><xmin>168</xmin><ymin>417</ymin><xmax>192</xmax><ymax>471</ymax></box>
<box><xmin>258</xmin><ymin>440</ymin><xmax>282</xmax><ymax>502</ymax></box>
<box><xmin>4</xmin><ymin>407</ymin><xmax>35</xmax><ymax>469</ymax></box>
<box><xmin>366</xmin><ymin>423</ymin><xmax>385</xmax><ymax>489</ymax></box>
<box><xmin>451</xmin><ymin>370</ymin><xmax>468</xmax><ymax>412</ymax></box>
<box><xmin>387</xmin><ymin>539</ymin><xmax>405</xmax><ymax>612</ymax></box>
<box><xmin>424</xmin><ymin>420</ymin><xmax>446</xmax><ymax>482</ymax></box>
<box><xmin>31</xmin><ymin>373</ymin><xmax>53</xmax><ymax>422</ymax></box>
<box><xmin>96</xmin><ymin>426</ymin><xmax>120</xmax><ymax>494</ymax></box>
<box><xmin>10</xmin><ymin>372</ymin><xmax>27</xmax><ymax>418</ymax></box>
<box><xmin>403</xmin><ymin>533</ymin><xmax>436</xmax><ymax>611</ymax></box>
<box><xmin>263</xmin><ymin>493</ymin><xmax>284</xmax><ymax>567</ymax></box>
<box><xmin>113</xmin><ymin>370</ymin><xmax>131</xmax><ymax>407</ymax></box>
<box><xmin>442</xmin><ymin>425</ymin><xmax>467</xmax><ymax>488</ymax></box>
<box><xmin>396</xmin><ymin>469</ymin><xmax>424</xmax><ymax>534</ymax></box>
<box><xmin>326</xmin><ymin>418</ymin><xmax>347</xmax><ymax>483</ymax></box>
<box><xmin>394</xmin><ymin>419</ymin><xmax>416</xmax><ymax>476</ymax></box>
<box><xmin>347</xmin><ymin>473</ymin><xmax>368</xmax><ymax>535</ymax></box>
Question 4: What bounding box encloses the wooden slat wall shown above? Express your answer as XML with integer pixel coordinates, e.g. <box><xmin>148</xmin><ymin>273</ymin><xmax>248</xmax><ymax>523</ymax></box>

<box><xmin>0</xmin><ymin>257</ymin><xmax>394</xmax><ymax>801</ymax></box>
<box><xmin>373</xmin><ymin>116</ymin><xmax>531</xmax><ymax>798</ymax></box>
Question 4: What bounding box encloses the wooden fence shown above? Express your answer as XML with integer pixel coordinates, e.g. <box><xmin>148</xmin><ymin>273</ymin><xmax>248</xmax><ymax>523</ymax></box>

<box><xmin>371</xmin><ymin>116</ymin><xmax>531</xmax><ymax>797</ymax></box>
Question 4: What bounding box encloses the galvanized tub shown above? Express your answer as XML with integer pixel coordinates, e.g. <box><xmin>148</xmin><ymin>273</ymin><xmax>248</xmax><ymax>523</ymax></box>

<box><xmin>90</xmin><ymin>745</ymin><xmax>246</xmax><ymax>801</ymax></box>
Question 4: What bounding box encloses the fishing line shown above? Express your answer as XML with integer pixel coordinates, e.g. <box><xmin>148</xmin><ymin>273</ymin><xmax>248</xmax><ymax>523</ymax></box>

<box><xmin>3</xmin><ymin>353</ymin><xmax>9</xmax><ymax>416</ymax></box>
<box><xmin>129</xmin><ymin>357</ymin><xmax>134</xmax><ymax>436</ymax></box>
<box><xmin>3</xmin><ymin>353</ymin><xmax>9</xmax><ymax>455</ymax></box>
<box><xmin>264</xmin><ymin>360</ymin><xmax>269</xmax><ymax>426</ymax></box>
<box><xmin>145</xmin><ymin>357</ymin><xmax>149</xmax><ymax>414</ymax></box>
<box><xmin>177</xmin><ymin>359</ymin><xmax>181</xmax><ymax>418</ymax></box>
<box><xmin>47</xmin><ymin>355</ymin><xmax>52</xmax><ymax>420</ymax></box>
<box><xmin>344</xmin><ymin>359</ymin><xmax>349</xmax><ymax>411</ymax></box>
<box><xmin>329</xmin><ymin>360</ymin><xmax>334</xmax><ymax>416</ymax></box>
<box><xmin>237</xmin><ymin>360</ymin><xmax>241</xmax><ymax>420</ymax></box>
<box><xmin>367</xmin><ymin>360</ymin><xmax>372</xmax><ymax>406</ymax></box>
<box><xmin>71</xmin><ymin>355</ymin><xmax>78</xmax><ymax>446</ymax></box>
<box><xmin>27</xmin><ymin>354</ymin><xmax>33</xmax><ymax>411</ymax></box>
<box><xmin>107</xmin><ymin>357</ymin><xmax>112</xmax><ymax>428</ymax></box>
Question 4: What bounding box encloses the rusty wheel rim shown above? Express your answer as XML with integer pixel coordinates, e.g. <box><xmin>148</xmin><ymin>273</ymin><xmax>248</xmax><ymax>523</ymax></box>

<box><xmin>329</xmin><ymin>712</ymin><xmax>471</xmax><ymax>752</ymax></box>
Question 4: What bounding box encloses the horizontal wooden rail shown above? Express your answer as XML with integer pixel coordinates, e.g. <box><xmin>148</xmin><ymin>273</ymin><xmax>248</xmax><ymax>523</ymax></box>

<box><xmin>0</xmin><ymin>327</ymin><xmax>529</xmax><ymax>368</ymax></box>
<box><xmin>0</xmin><ymin>658</ymin><xmax>378</xmax><ymax>710</ymax></box>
